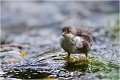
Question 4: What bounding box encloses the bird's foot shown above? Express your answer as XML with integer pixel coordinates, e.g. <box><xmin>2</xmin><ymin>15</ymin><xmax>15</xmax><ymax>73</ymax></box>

<box><xmin>64</xmin><ymin>55</ymin><xmax>74</xmax><ymax>62</ymax></box>
<box><xmin>65</xmin><ymin>55</ymin><xmax>70</xmax><ymax>61</ymax></box>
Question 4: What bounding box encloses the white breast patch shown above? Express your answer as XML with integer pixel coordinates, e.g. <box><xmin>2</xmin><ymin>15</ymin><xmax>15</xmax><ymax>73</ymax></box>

<box><xmin>73</xmin><ymin>36</ymin><xmax>83</xmax><ymax>48</ymax></box>
<box><xmin>60</xmin><ymin>33</ymin><xmax>84</xmax><ymax>53</ymax></box>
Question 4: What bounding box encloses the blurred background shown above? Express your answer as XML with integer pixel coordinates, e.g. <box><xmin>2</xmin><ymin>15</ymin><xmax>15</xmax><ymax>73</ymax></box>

<box><xmin>1</xmin><ymin>1</ymin><xmax>119</xmax><ymax>46</ymax></box>
<box><xmin>0</xmin><ymin>1</ymin><xmax>119</xmax><ymax>80</ymax></box>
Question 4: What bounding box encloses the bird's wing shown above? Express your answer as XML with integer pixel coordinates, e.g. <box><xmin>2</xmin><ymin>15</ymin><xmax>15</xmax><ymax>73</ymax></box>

<box><xmin>77</xmin><ymin>27</ymin><xmax>93</xmax><ymax>45</ymax></box>
<box><xmin>78</xmin><ymin>27</ymin><xmax>92</xmax><ymax>36</ymax></box>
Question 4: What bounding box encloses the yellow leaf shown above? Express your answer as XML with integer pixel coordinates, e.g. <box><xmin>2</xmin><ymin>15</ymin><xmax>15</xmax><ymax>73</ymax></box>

<box><xmin>20</xmin><ymin>51</ymin><xmax>27</xmax><ymax>57</ymax></box>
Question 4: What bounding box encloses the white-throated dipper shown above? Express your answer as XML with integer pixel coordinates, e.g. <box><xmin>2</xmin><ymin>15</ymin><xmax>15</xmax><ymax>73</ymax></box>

<box><xmin>60</xmin><ymin>26</ymin><xmax>93</xmax><ymax>57</ymax></box>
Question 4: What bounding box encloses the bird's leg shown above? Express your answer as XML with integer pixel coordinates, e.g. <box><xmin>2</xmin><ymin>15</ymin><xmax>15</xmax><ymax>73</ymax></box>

<box><xmin>65</xmin><ymin>52</ymin><xmax>70</xmax><ymax>61</ymax></box>
<box><xmin>67</xmin><ymin>52</ymin><xmax>70</xmax><ymax>58</ymax></box>
<box><xmin>85</xmin><ymin>52</ymin><xmax>88</xmax><ymax>58</ymax></box>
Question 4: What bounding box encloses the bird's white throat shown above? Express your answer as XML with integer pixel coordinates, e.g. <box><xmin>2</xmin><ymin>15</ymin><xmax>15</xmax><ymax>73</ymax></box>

<box><xmin>63</xmin><ymin>33</ymin><xmax>74</xmax><ymax>39</ymax></box>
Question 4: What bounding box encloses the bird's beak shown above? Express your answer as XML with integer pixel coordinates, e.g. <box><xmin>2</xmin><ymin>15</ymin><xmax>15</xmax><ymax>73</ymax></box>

<box><xmin>62</xmin><ymin>32</ymin><xmax>65</xmax><ymax>35</ymax></box>
<box><xmin>62</xmin><ymin>32</ymin><xmax>66</xmax><ymax>36</ymax></box>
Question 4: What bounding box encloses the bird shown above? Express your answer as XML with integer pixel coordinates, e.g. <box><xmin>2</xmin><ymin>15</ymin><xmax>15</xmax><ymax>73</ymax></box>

<box><xmin>60</xmin><ymin>26</ymin><xmax>93</xmax><ymax>58</ymax></box>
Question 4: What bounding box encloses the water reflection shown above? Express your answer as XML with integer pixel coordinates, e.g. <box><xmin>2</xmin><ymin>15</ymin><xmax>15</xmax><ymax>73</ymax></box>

<box><xmin>64</xmin><ymin>58</ymin><xmax>89</xmax><ymax>72</ymax></box>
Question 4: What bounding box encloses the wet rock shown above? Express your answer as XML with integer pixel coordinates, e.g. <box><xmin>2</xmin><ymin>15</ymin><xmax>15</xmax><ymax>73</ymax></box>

<box><xmin>0</xmin><ymin>64</ymin><xmax>5</xmax><ymax>75</ymax></box>
<box><xmin>0</xmin><ymin>46</ymin><xmax>30</xmax><ymax>67</ymax></box>
<box><xmin>5</xmin><ymin>28</ymin><xmax>60</xmax><ymax>48</ymax></box>
<box><xmin>47</xmin><ymin>74</ymin><xmax>57</xmax><ymax>79</ymax></box>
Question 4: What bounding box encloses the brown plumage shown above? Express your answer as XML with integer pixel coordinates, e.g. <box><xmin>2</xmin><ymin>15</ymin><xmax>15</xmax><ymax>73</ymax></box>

<box><xmin>60</xmin><ymin>26</ymin><xmax>93</xmax><ymax>57</ymax></box>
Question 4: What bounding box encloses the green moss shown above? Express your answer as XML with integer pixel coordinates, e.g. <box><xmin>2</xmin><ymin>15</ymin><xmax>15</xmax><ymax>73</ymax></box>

<box><xmin>63</xmin><ymin>53</ymin><xmax>119</xmax><ymax>79</ymax></box>
<box><xmin>109</xmin><ymin>20</ymin><xmax>120</xmax><ymax>40</ymax></box>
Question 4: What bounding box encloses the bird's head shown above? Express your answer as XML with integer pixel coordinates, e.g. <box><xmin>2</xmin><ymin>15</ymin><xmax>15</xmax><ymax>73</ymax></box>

<box><xmin>62</xmin><ymin>26</ymin><xmax>77</xmax><ymax>38</ymax></box>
